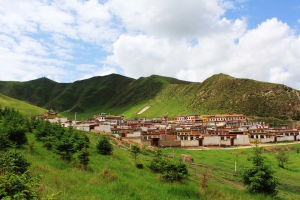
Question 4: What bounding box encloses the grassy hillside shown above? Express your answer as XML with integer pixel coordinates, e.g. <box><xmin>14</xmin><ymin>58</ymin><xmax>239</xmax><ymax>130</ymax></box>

<box><xmin>13</xmin><ymin>132</ymin><xmax>300</xmax><ymax>199</ymax></box>
<box><xmin>0</xmin><ymin>73</ymin><xmax>299</xmax><ymax>120</ymax></box>
<box><xmin>0</xmin><ymin>93</ymin><xmax>46</xmax><ymax>116</ymax></box>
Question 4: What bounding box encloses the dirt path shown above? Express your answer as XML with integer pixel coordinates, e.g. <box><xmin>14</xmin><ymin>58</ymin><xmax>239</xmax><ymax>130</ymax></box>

<box><xmin>187</xmin><ymin>141</ymin><xmax>300</xmax><ymax>150</ymax></box>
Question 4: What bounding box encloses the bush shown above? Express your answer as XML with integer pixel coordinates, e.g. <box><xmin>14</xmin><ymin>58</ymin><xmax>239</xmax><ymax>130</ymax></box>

<box><xmin>96</xmin><ymin>136</ymin><xmax>113</xmax><ymax>155</ymax></box>
<box><xmin>0</xmin><ymin>151</ymin><xmax>30</xmax><ymax>175</ymax></box>
<box><xmin>130</xmin><ymin>144</ymin><xmax>141</xmax><ymax>162</ymax></box>
<box><xmin>276</xmin><ymin>149</ymin><xmax>288</xmax><ymax>168</ymax></box>
<box><xmin>149</xmin><ymin>157</ymin><xmax>188</xmax><ymax>182</ymax></box>
<box><xmin>0</xmin><ymin>172</ymin><xmax>39</xmax><ymax>200</ymax></box>
<box><xmin>76</xmin><ymin>147</ymin><xmax>89</xmax><ymax>170</ymax></box>
<box><xmin>242</xmin><ymin>146</ymin><xmax>278</xmax><ymax>195</ymax></box>
<box><xmin>0</xmin><ymin>108</ymin><xmax>28</xmax><ymax>148</ymax></box>
<box><xmin>0</xmin><ymin>132</ymin><xmax>11</xmax><ymax>150</ymax></box>
<box><xmin>136</xmin><ymin>163</ymin><xmax>144</xmax><ymax>169</ymax></box>
<box><xmin>149</xmin><ymin>157</ymin><xmax>168</xmax><ymax>173</ymax></box>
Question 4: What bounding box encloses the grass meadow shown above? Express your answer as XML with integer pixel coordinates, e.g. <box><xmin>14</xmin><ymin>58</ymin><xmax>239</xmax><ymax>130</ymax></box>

<box><xmin>13</xmin><ymin>132</ymin><xmax>300</xmax><ymax>200</ymax></box>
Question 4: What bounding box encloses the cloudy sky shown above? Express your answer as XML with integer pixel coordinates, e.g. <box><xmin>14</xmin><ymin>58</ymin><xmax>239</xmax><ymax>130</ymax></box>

<box><xmin>0</xmin><ymin>0</ymin><xmax>300</xmax><ymax>89</ymax></box>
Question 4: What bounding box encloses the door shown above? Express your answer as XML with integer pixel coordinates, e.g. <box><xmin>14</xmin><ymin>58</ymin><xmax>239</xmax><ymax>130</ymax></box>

<box><xmin>198</xmin><ymin>138</ymin><xmax>203</xmax><ymax>146</ymax></box>
<box><xmin>152</xmin><ymin>138</ymin><xmax>159</xmax><ymax>146</ymax></box>
<box><xmin>230</xmin><ymin>138</ymin><xmax>234</xmax><ymax>146</ymax></box>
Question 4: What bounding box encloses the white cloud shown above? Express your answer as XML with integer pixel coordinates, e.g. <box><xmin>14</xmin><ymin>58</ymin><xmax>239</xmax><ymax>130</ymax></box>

<box><xmin>108</xmin><ymin>0</ymin><xmax>230</xmax><ymax>39</ymax></box>
<box><xmin>108</xmin><ymin>15</ymin><xmax>300</xmax><ymax>88</ymax></box>
<box><xmin>0</xmin><ymin>0</ymin><xmax>119</xmax><ymax>82</ymax></box>
<box><xmin>0</xmin><ymin>0</ymin><xmax>299</xmax><ymax>90</ymax></box>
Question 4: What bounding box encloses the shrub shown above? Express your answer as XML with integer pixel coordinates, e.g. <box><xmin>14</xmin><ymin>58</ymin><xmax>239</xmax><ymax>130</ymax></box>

<box><xmin>149</xmin><ymin>157</ymin><xmax>188</xmax><ymax>182</ymax></box>
<box><xmin>242</xmin><ymin>146</ymin><xmax>278</xmax><ymax>195</ymax></box>
<box><xmin>276</xmin><ymin>149</ymin><xmax>288</xmax><ymax>168</ymax></box>
<box><xmin>53</xmin><ymin>134</ymin><xmax>74</xmax><ymax>161</ymax></box>
<box><xmin>76</xmin><ymin>147</ymin><xmax>90</xmax><ymax>170</ymax></box>
<box><xmin>96</xmin><ymin>136</ymin><xmax>113</xmax><ymax>155</ymax></box>
<box><xmin>130</xmin><ymin>144</ymin><xmax>141</xmax><ymax>162</ymax></box>
<box><xmin>136</xmin><ymin>163</ymin><xmax>144</xmax><ymax>169</ymax></box>
<box><xmin>149</xmin><ymin>157</ymin><xmax>168</xmax><ymax>173</ymax></box>
<box><xmin>0</xmin><ymin>172</ymin><xmax>39</xmax><ymax>200</ymax></box>
<box><xmin>0</xmin><ymin>151</ymin><xmax>30</xmax><ymax>175</ymax></box>
<box><xmin>161</xmin><ymin>160</ymin><xmax>188</xmax><ymax>182</ymax></box>
<box><xmin>0</xmin><ymin>132</ymin><xmax>11</xmax><ymax>150</ymax></box>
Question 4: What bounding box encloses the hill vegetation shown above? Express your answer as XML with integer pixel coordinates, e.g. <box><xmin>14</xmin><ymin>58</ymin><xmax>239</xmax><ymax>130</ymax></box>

<box><xmin>0</xmin><ymin>93</ymin><xmax>46</xmax><ymax>116</ymax></box>
<box><xmin>0</xmin><ymin>73</ymin><xmax>299</xmax><ymax>120</ymax></box>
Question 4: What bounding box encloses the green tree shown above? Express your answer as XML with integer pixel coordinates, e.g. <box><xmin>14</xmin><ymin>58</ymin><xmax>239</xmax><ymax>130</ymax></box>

<box><xmin>0</xmin><ymin>151</ymin><xmax>30</xmax><ymax>175</ymax></box>
<box><xmin>276</xmin><ymin>149</ymin><xmax>288</xmax><ymax>168</ymax></box>
<box><xmin>130</xmin><ymin>144</ymin><xmax>141</xmax><ymax>163</ymax></box>
<box><xmin>149</xmin><ymin>157</ymin><xmax>188</xmax><ymax>182</ymax></box>
<box><xmin>0</xmin><ymin>172</ymin><xmax>39</xmax><ymax>200</ymax></box>
<box><xmin>76</xmin><ymin>147</ymin><xmax>90</xmax><ymax>170</ymax></box>
<box><xmin>96</xmin><ymin>136</ymin><xmax>113</xmax><ymax>155</ymax></box>
<box><xmin>242</xmin><ymin>145</ymin><xmax>278</xmax><ymax>195</ymax></box>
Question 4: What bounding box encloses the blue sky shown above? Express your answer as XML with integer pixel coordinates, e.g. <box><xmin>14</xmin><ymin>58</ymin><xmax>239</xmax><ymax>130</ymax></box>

<box><xmin>0</xmin><ymin>0</ymin><xmax>300</xmax><ymax>89</ymax></box>
<box><xmin>226</xmin><ymin>0</ymin><xmax>300</xmax><ymax>30</ymax></box>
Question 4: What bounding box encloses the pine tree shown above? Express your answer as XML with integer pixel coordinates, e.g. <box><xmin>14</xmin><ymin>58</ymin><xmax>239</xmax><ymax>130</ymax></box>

<box><xmin>242</xmin><ymin>145</ymin><xmax>278</xmax><ymax>195</ymax></box>
<box><xmin>96</xmin><ymin>136</ymin><xmax>113</xmax><ymax>155</ymax></box>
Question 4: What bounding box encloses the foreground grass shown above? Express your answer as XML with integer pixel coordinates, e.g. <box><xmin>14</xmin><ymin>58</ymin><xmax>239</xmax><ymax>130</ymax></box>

<box><xmin>163</xmin><ymin>144</ymin><xmax>300</xmax><ymax>200</ymax></box>
<box><xmin>15</xmin><ymin>133</ymin><xmax>299</xmax><ymax>199</ymax></box>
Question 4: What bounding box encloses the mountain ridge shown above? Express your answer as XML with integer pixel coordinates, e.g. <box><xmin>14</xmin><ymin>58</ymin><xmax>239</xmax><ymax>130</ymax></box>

<box><xmin>0</xmin><ymin>73</ymin><xmax>299</xmax><ymax>120</ymax></box>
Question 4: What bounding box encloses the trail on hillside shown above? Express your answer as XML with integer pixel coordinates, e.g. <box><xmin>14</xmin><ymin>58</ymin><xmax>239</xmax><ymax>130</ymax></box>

<box><xmin>137</xmin><ymin>106</ymin><xmax>151</xmax><ymax>114</ymax></box>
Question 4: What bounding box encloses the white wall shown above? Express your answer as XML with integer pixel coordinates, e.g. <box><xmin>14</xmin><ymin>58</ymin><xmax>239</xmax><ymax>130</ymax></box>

<box><xmin>234</xmin><ymin>135</ymin><xmax>250</xmax><ymax>146</ymax></box>
<box><xmin>203</xmin><ymin>136</ymin><xmax>220</xmax><ymax>146</ymax></box>
<box><xmin>181</xmin><ymin>140</ymin><xmax>199</xmax><ymax>147</ymax></box>
<box><xmin>127</xmin><ymin>131</ymin><xmax>141</xmax><ymax>137</ymax></box>
<box><xmin>95</xmin><ymin>125</ymin><xmax>111</xmax><ymax>133</ymax></box>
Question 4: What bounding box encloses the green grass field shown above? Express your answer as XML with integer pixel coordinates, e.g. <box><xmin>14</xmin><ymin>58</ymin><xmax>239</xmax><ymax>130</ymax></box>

<box><xmin>0</xmin><ymin>93</ymin><xmax>46</xmax><ymax>116</ymax></box>
<box><xmin>13</xmin><ymin>132</ymin><xmax>300</xmax><ymax>200</ymax></box>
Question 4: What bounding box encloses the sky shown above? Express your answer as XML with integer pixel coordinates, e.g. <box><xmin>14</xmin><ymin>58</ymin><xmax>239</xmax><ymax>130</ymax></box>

<box><xmin>0</xmin><ymin>0</ymin><xmax>300</xmax><ymax>89</ymax></box>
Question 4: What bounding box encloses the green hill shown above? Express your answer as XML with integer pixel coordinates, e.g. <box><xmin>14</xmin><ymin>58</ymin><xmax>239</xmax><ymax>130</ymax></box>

<box><xmin>0</xmin><ymin>93</ymin><xmax>46</xmax><ymax>116</ymax></box>
<box><xmin>0</xmin><ymin>73</ymin><xmax>299</xmax><ymax>120</ymax></box>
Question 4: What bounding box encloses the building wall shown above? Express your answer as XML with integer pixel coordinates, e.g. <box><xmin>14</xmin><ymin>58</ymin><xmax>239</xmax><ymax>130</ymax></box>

<box><xmin>95</xmin><ymin>125</ymin><xmax>111</xmax><ymax>133</ymax></box>
<box><xmin>234</xmin><ymin>135</ymin><xmax>250</xmax><ymax>146</ymax></box>
<box><xmin>220</xmin><ymin>140</ymin><xmax>231</xmax><ymax>146</ymax></box>
<box><xmin>122</xmin><ymin>137</ymin><xmax>142</xmax><ymax>144</ymax></box>
<box><xmin>181</xmin><ymin>140</ymin><xmax>199</xmax><ymax>147</ymax></box>
<box><xmin>159</xmin><ymin>140</ymin><xmax>181</xmax><ymax>147</ymax></box>
<box><xmin>203</xmin><ymin>136</ymin><xmax>220</xmax><ymax>146</ymax></box>
<box><xmin>277</xmin><ymin>136</ymin><xmax>294</xmax><ymax>142</ymax></box>
<box><xmin>126</xmin><ymin>131</ymin><xmax>141</xmax><ymax>137</ymax></box>
<box><xmin>260</xmin><ymin>137</ymin><xmax>275</xmax><ymax>143</ymax></box>
<box><xmin>74</xmin><ymin>126</ymin><xmax>90</xmax><ymax>132</ymax></box>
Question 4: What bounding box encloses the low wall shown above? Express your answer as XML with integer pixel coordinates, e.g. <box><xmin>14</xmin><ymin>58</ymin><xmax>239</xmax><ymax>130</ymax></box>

<box><xmin>159</xmin><ymin>140</ymin><xmax>181</xmax><ymax>147</ymax></box>
<box><xmin>122</xmin><ymin>137</ymin><xmax>142</xmax><ymax>144</ymax></box>
<box><xmin>260</xmin><ymin>137</ymin><xmax>275</xmax><ymax>143</ymax></box>
<box><xmin>142</xmin><ymin>140</ymin><xmax>152</xmax><ymax>146</ymax></box>
<box><xmin>181</xmin><ymin>140</ymin><xmax>199</xmax><ymax>147</ymax></box>
<box><xmin>277</xmin><ymin>136</ymin><xmax>294</xmax><ymax>142</ymax></box>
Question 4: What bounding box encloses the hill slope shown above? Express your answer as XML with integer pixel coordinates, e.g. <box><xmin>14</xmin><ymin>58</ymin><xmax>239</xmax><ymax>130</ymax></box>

<box><xmin>0</xmin><ymin>73</ymin><xmax>299</xmax><ymax>120</ymax></box>
<box><xmin>0</xmin><ymin>93</ymin><xmax>46</xmax><ymax>116</ymax></box>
